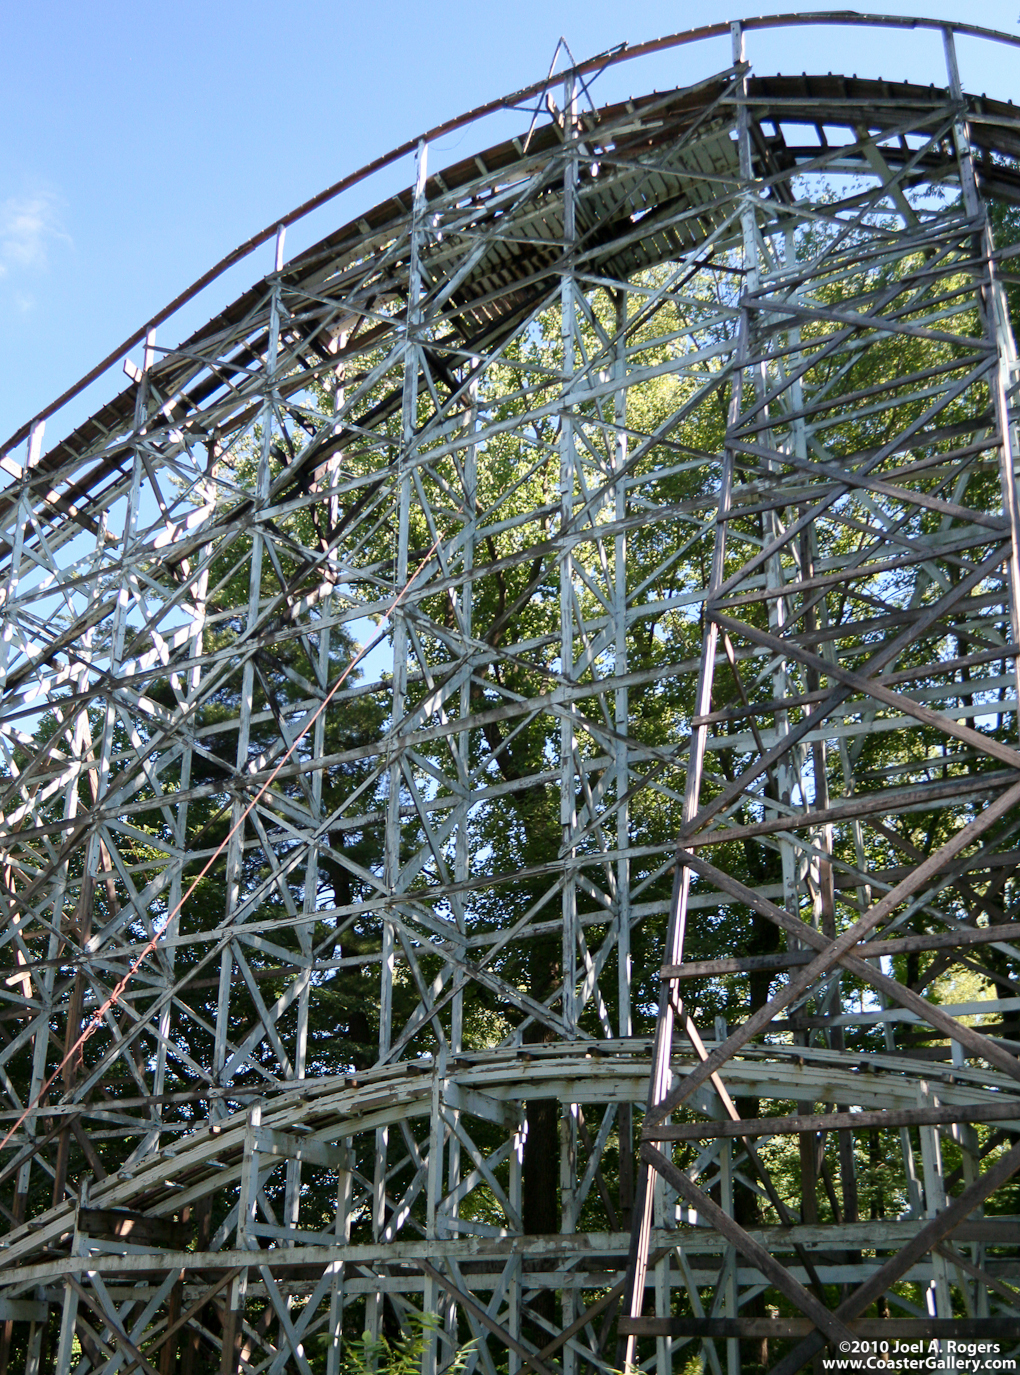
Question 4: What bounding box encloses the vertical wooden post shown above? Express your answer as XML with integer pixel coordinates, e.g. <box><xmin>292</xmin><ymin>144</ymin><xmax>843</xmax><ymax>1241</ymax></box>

<box><xmin>53</xmin><ymin>1181</ymin><xmax>89</xmax><ymax>1375</ymax></box>
<box><xmin>220</xmin><ymin>1104</ymin><xmax>261</xmax><ymax>1375</ymax></box>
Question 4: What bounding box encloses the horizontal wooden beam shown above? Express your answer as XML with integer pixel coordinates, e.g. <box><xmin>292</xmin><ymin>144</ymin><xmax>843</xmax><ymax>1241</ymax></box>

<box><xmin>619</xmin><ymin>1317</ymin><xmax>1020</xmax><ymax>1339</ymax></box>
<box><xmin>661</xmin><ymin>920</ymin><xmax>1020</xmax><ymax>980</ymax></box>
<box><xmin>644</xmin><ymin>1098</ymin><xmax>1020</xmax><ymax>1141</ymax></box>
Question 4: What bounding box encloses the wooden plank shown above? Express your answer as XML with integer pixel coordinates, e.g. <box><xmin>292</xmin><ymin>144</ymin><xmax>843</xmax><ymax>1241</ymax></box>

<box><xmin>619</xmin><ymin>1317</ymin><xmax>1020</xmax><ymax>1339</ymax></box>
<box><xmin>678</xmin><ymin>544</ymin><xmax>1006</xmax><ymax>848</ymax></box>
<box><xmin>67</xmin><ymin>1278</ymin><xmax>162</xmax><ymax>1375</ymax></box>
<box><xmin>730</xmin><ymin>433</ymin><xmax>1009</xmax><ymax>532</ymax></box>
<box><xmin>4</xmin><ymin>1214</ymin><xmax>1020</xmax><ymax>1287</ymax></box>
<box><xmin>250</xmin><ymin>1127</ymin><xmax>349</xmax><ymax>1169</ymax></box>
<box><xmin>935</xmin><ymin>1241</ymin><xmax>1020</xmax><ymax>1313</ymax></box>
<box><xmin>671</xmin><ymin>773</ymin><xmax>1015</xmax><ymax>850</ymax></box>
<box><xmin>711</xmin><ymin>605</ymin><xmax>1020</xmax><ymax>778</ymax></box>
<box><xmin>79</xmin><ymin>1209</ymin><xmax>194</xmax><ymax>1248</ymax></box>
<box><xmin>6</xmin><ymin>39</ymin><xmax>1020</xmax><ymax>1375</ymax></box>
<box><xmin>645</xmin><ymin>1098</ymin><xmax>1020</xmax><ymax>1141</ymax></box>
<box><xmin>0</xmin><ymin>1301</ymin><xmax>46</xmax><ymax>1322</ymax></box>
<box><xmin>144</xmin><ymin>1270</ymin><xmax>240</xmax><ymax>1362</ymax></box>
<box><xmin>662</xmin><ymin>919</ymin><xmax>1020</xmax><ymax>979</ymax></box>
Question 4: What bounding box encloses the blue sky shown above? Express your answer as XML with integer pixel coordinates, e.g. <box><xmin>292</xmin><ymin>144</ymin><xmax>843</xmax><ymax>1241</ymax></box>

<box><xmin>2</xmin><ymin>0</ymin><xmax>1018</xmax><ymax>457</ymax></box>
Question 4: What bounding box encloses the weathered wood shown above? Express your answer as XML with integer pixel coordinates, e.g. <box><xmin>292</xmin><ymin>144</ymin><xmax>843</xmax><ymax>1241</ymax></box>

<box><xmin>711</xmin><ymin>606</ymin><xmax>1020</xmax><ymax>775</ymax></box>
<box><xmin>3</xmin><ymin>25</ymin><xmax>1020</xmax><ymax>1375</ymax></box>
<box><xmin>645</xmin><ymin>1098</ymin><xmax>1020</xmax><ymax>1141</ymax></box>
<box><xmin>769</xmin><ymin>1134</ymin><xmax>1020</xmax><ymax>1375</ymax></box>
<box><xmin>667</xmin><ymin>773</ymin><xmax>1017</xmax><ymax>850</ymax></box>
<box><xmin>619</xmin><ymin>1317</ymin><xmax>1020</xmax><ymax>1339</ymax></box>
<box><xmin>640</xmin><ymin>1144</ymin><xmax>856</xmax><ymax>1347</ymax></box>
<box><xmin>649</xmin><ymin>818</ymin><xmax>1020</xmax><ymax>1131</ymax></box>
<box><xmin>0</xmin><ymin>1301</ymin><xmax>47</xmax><ymax>1323</ymax></box>
<box><xmin>67</xmin><ymin>1278</ymin><xmax>163</xmax><ymax>1375</ymax></box>
<box><xmin>662</xmin><ymin>919</ymin><xmax>1020</xmax><ymax>979</ymax></box>
<box><xmin>415</xmin><ymin>1258</ymin><xmax>559</xmax><ymax>1375</ymax></box>
<box><xmin>79</xmin><ymin>1208</ymin><xmax>194</xmax><ymax>1248</ymax></box>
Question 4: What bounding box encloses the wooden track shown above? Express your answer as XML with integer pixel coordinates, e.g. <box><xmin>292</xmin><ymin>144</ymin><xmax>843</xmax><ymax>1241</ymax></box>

<box><xmin>3</xmin><ymin>15</ymin><xmax>1020</xmax><ymax>1374</ymax></box>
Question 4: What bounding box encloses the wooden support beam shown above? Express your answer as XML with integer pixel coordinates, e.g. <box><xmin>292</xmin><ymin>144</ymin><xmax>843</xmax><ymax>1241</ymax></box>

<box><xmin>4</xmin><ymin>33</ymin><xmax>1020</xmax><ymax>1375</ymax></box>
<box><xmin>769</xmin><ymin>1135</ymin><xmax>1020</xmax><ymax>1374</ymax></box>
<box><xmin>619</xmin><ymin>1317</ymin><xmax>1020</xmax><ymax>1339</ymax></box>
<box><xmin>640</xmin><ymin>1145</ymin><xmax>856</xmax><ymax>1348</ymax></box>
<box><xmin>662</xmin><ymin>919</ymin><xmax>1020</xmax><ymax>980</ymax></box>
<box><xmin>645</xmin><ymin>1098</ymin><xmax>1020</xmax><ymax>1141</ymax></box>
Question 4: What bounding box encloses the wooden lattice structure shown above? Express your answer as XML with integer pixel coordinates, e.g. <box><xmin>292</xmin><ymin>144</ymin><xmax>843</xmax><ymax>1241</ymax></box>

<box><xmin>2</xmin><ymin>14</ymin><xmax>1020</xmax><ymax>1375</ymax></box>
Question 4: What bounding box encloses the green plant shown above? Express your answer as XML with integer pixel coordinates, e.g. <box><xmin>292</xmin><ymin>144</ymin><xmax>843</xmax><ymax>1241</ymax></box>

<box><xmin>340</xmin><ymin>1312</ymin><xmax>476</xmax><ymax>1375</ymax></box>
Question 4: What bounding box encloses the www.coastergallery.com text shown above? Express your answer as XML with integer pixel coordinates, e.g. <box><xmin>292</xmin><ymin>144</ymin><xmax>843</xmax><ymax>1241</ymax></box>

<box><xmin>823</xmin><ymin>1341</ymin><xmax>1015</xmax><ymax>1371</ymax></box>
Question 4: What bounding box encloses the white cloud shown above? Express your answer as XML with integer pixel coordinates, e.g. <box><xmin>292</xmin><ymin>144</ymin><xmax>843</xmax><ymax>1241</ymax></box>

<box><xmin>0</xmin><ymin>191</ymin><xmax>71</xmax><ymax>278</ymax></box>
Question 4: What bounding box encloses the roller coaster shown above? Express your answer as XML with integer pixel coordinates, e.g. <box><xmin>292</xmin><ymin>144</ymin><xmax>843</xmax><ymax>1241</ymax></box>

<box><xmin>2</xmin><ymin>14</ymin><xmax>1020</xmax><ymax>1374</ymax></box>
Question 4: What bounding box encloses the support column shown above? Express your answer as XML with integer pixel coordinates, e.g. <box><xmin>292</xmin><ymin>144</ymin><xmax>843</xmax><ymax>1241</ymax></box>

<box><xmin>559</xmin><ymin>71</ymin><xmax>580</xmax><ymax>1042</ymax></box>
<box><xmin>372</xmin><ymin>139</ymin><xmax>428</xmax><ymax>1341</ymax></box>
<box><xmin>214</xmin><ymin>291</ymin><xmax>280</xmax><ymax>1105</ymax></box>
<box><xmin>325</xmin><ymin>1139</ymin><xmax>354</xmax><ymax>1375</ymax></box>
<box><xmin>944</xmin><ymin>28</ymin><xmax>1020</xmax><ymax>715</ymax></box>
<box><xmin>621</xmin><ymin>23</ymin><xmax>755</xmax><ymax>1367</ymax></box>
<box><xmin>221</xmin><ymin>1103</ymin><xmax>262</xmax><ymax>1375</ymax></box>
<box><xmin>53</xmin><ymin>1181</ymin><xmax>90</xmax><ymax>1375</ymax></box>
<box><xmin>558</xmin><ymin>76</ymin><xmax>580</xmax><ymax>1366</ymax></box>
